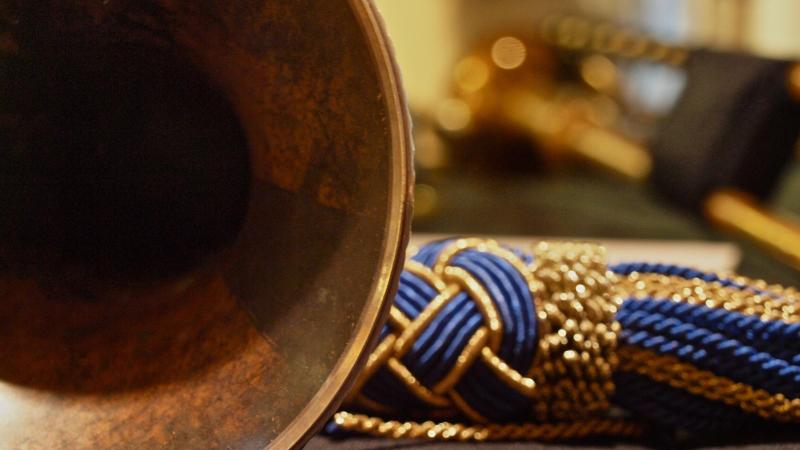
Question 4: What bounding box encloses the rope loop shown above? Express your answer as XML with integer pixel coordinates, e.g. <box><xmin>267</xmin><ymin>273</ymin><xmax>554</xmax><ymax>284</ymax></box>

<box><xmin>346</xmin><ymin>238</ymin><xmax>620</xmax><ymax>422</ymax></box>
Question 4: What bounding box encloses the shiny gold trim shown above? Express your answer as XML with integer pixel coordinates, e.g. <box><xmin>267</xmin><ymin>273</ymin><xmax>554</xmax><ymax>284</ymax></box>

<box><xmin>617</xmin><ymin>272</ymin><xmax>800</xmax><ymax>323</ymax></box>
<box><xmin>366</xmin><ymin>335</ymin><xmax>398</xmax><ymax>374</ymax></box>
<box><xmin>432</xmin><ymin>237</ymin><xmax>499</xmax><ymax>274</ymax></box>
<box><xmin>394</xmin><ymin>285</ymin><xmax>461</xmax><ymax>357</ymax></box>
<box><xmin>387</xmin><ymin>358</ymin><xmax>452</xmax><ymax>408</ymax></box>
<box><xmin>720</xmin><ymin>273</ymin><xmax>800</xmax><ymax>300</ymax></box>
<box><xmin>481</xmin><ymin>347</ymin><xmax>537</xmax><ymax>397</ymax></box>
<box><xmin>405</xmin><ymin>260</ymin><xmax>448</xmax><ymax>292</ymax></box>
<box><xmin>433</xmin><ymin>327</ymin><xmax>489</xmax><ymax>394</ymax></box>
<box><xmin>619</xmin><ymin>346</ymin><xmax>800</xmax><ymax>421</ymax></box>
<box><xmin>333</xmin><ymin>411</ymin><xmax>646</xmax><ymax>442</ymax></box>
<box><xmin>353</xmin><ymin>394</ymin><xmax>394</xmax><ymax>415</ymax></box>
<box><xmin>339</xmin><ymin>240</ymin><xmax>619</xmax><ymax>425</ymax></box>
<box><xmin>389</xmin><ymin>306</ymin><xmax>410</xmax><ymax>330</ymax></box>
<box><xmin>449</xmin><ymin>390</ymin><xmax>489</xmax><ymax>424</ymax></box>
<box><xmin>526</xmin><ymin>241</ymin><xmax>618</xmax><ymax>420</ymax></box>
<box><xmin>346</xmin><ymin>334</ymin><xmax>398</xmax><ymax>403</ymax></box>
<box><xmin>443</xmin><ymin>266</ymin><xmax>503</xmax><ymax>351</ymax></box>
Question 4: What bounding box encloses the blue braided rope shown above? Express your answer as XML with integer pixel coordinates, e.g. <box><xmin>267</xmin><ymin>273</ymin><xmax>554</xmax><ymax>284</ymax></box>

<box><xmin>610</xmin><ymin>262</ymin><xmax>740</xmax><ymax>285</ymax></box>
<box><xmin>617</xmin><ymin>299</ymin><xmax>800</xmax><ymax>363</ymax></box>
<box><xmin>403</xmin><ymin>291</ymin><xmax>480</xmax><ymax>387</ymax></box>
<box><xmin>411</xmin><ymin>238</ymin><xmax>453</xmax><ymax>267</ymax></box>
<box><xmin>331</xmin><ymin>239</ymin><xmax>800</xmax><ymax>439</ymax></box>
<box><xmin>613</xmin><ymin>372</ymin><xmax>765</xmax><ymax>432</ymax></box>
<box><xmin>447</xmin><ymin>249</ymin><xmax>538</xmax><ymax>370</ymax></box>
<box><xmin>389</xmin><ymin>240</ymin><xmax>540</xmax><ymax>421</ymax></box>
<box><xmin>360</xmin><ymin>365</ymin><xmax>432</xmax><ymax>412</ymax></box>
<box><xmin>610</xmin><ymin>263</ymin><xmax>800</xmax><ymax>430</ymax></box>
<box><xmin>617</xmin><ymin>301</ymin><xmax>800</xmax><ymax>396</ymax></box>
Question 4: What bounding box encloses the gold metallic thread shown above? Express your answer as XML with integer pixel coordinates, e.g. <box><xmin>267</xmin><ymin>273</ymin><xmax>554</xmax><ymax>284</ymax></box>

<box><xmin>619</xmin><ymin>346</ymin><xmax>800</xmax><ymax>422</ymax></box>
<box><xmin>481</xmin><ymin>346</ymin><xmax>538</xmax><ymax>397</ymax></box>
<box><xmin>333</xmin><ymin>411</ymin><xmax>646</xmax><ymax>442</ymax></box>
<box><xmin>526</xmin><ymin>241</ymin><xmax>620</xmax><ymax>420</ymax></box>
<box><xmin>389</xmin><ymin>306</ymin><xmax>410</xmax><ymax>330</ymax></box>
<box><xmin>443</xmin><ymin>265</ymin><xmax>504</xmax><ymax>351</ymax></box>
<box><xmin>394</xmin><ymin>285</ymin><xmax>461</xmax><ymax>357</ymax></box>
<box><xmin>449</xmin><ymin>390</ymin><xmax>489</xmax><ymax>424</ymax></box>
<box><xmin>387</xmin><ymin>357</ymin><xmax>452</xmax><ymax>408</ymax></box>
<box><xmin>433</xmin><ymin>326</ymin><xmax>489</xmax><ymax>394</ymax></box>
<box><xmin>617</xmin><ymin>272</ymin><xmax>800</xmax><ymax>323</ymax></box>
<box><xmin>405</xmin><ymin>259</ymin><xmax>448</xmax><ymax>291</ymax></box>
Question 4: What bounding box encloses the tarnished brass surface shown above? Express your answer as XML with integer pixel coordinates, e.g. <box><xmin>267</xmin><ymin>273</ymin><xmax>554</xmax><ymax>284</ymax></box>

<box><xmin>704</xmin><ymin>189</ymin><xmax>800</xmax><ymax>271</ymax></box>
<box><xmin>0</xmin><ymin>1</ymin><xmax>412</xmax><ymax>449</ymax></box>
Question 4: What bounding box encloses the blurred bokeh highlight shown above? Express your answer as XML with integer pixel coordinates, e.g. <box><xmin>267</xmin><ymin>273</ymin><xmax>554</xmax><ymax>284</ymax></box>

<box><xmin>374</xmin><ymin>0</ymin><xmax>800</xmax><ymax>285</ymax></box>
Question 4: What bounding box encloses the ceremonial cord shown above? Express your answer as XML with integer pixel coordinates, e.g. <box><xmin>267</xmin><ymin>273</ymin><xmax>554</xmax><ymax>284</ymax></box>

<box><xmin>329</xmin><ymin>238</ymin><xmax>800</xmax><ymax>442</ymax></box>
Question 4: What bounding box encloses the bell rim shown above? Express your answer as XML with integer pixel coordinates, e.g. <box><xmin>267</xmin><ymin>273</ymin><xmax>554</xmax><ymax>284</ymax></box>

<box><xmin>266</xmin><ymin>0</ymin><xmax>414</xmax><ymax>448</ymax></box>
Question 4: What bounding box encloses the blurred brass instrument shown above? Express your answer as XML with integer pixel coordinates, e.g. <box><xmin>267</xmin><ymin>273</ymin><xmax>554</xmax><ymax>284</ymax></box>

<box><xmin>440</xmin><ymin>19</ymin><xmax>800</xmax><ymax>270</ymax></box>
<box><xmin>0</xmin><ymin>1</ymin><xmax>412</xmax><ymax>449</ymax></box>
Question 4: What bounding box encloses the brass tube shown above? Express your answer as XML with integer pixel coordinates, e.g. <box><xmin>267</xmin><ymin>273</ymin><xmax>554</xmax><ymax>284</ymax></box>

<box><xmin>568</xmin><ymin>124</ymin><xmax>653</xmax><ymax>182</ymax></box>
<box><xmin>501</xmin><ymin>90</ymin><xmax>653</xmax><ymax>182</ymax></box>
<box><xmin>704</xmin><ymin>189</ymin><xmax>800</xmax><ymax>270</ymax></box>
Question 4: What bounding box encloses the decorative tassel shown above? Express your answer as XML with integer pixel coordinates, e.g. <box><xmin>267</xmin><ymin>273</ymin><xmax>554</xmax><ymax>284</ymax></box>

<box><xmin>330</xmin><ymin>238</ymin><xmax>800</xmax><ymax>441</ymax></box>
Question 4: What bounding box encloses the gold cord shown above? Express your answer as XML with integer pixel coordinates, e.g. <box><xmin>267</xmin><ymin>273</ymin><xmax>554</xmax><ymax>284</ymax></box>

<box><xmin>619</xmin><ymin>346</ymin><xmax>800</xmax><ymax>421</ymax></box>
<box><xmin>616</xmin><ymin>271</ymin><xmax>800</xmax><ymax>323</ymax></box>
<box><xmin>527</xmin><ymin>241</ymin><xmax>620</xmax><ymax>420</ymax></box>
<box><xmin>333</xmin><ymin>411</ymin><xmax>646</xmax><ymax>442</ymax></box>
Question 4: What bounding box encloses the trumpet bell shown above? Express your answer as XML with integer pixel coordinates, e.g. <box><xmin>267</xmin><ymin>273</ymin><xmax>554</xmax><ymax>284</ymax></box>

<box><xmin>0</xmin><ymin>1</ymin><xmax>411</xmax><ymax>448</ymax></box>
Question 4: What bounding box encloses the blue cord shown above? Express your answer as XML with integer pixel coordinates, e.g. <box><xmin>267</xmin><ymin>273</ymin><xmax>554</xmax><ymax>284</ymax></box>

<box><xmin>331</xmin><ymin>239</ymin><xmax>800</xmax><ymax>438</ymax></box>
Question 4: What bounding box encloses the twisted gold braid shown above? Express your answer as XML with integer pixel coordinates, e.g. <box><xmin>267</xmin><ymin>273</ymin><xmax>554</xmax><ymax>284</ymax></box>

<box><xmin>527</xmin><ymin>241</ymin><xmax>620</xmax><ymax>420</ymax></box>
<box><xmin>618</xmin><ymin>346</ymin><xmax>800</xmax><ymax>421</ymax></box>
<box><xmin>616</xmin><ymin>271</ymin><xmax>800</xmax><ymax>323</ymax></box>
<box><xmin>333</xmin><ymin>411</ymin><xmax>646</xmax><ymax>442</ymax></box>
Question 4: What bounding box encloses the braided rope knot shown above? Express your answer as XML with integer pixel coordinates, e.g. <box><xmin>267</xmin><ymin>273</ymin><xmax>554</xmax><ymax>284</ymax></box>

<box><xmin>346</xmin><ymin>238</ymin><xmax>621</xmax><ymax>423</ymax></box>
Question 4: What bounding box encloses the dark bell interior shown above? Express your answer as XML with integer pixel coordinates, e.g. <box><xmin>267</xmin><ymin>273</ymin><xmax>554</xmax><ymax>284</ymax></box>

<box><xmin>0</xmin><ymin>34</ymin><xmax>250</xmax><ymax>283</ymax></box>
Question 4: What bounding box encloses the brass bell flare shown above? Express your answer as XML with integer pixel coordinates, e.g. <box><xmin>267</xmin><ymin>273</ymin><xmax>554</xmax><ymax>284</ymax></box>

<box><xmin>0</xmin><ymin>1</ymin><xmax>412</xmax><ymax>449</ymax></box>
